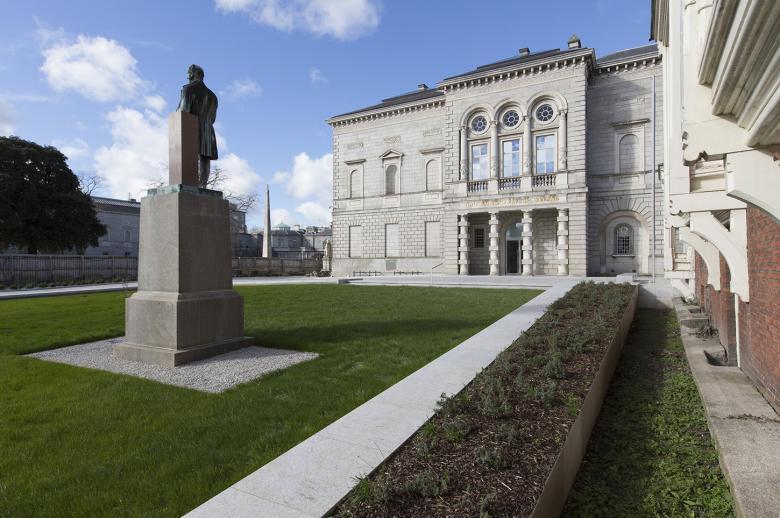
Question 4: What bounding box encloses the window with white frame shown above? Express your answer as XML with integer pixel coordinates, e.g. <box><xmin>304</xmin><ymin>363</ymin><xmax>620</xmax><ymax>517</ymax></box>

<box><xmin>471</xmin><ymin>143</ymin><xmax>489</xmax><ymax>179</ymax></box>
<box><xmin>535</xmin><ymin>134</ymin><xmax>556</xmax><ymax>174</ymax></box>
<box><xmin>385</xmin><ymin>164</ymin><xmax>398</xmax><ymax>195</ymax></box>
<box><xmin>614</xmin><ymin>224</ymin><xmax>633</xmax><ymax>255</ymax></box>
<box><xmin>502</xmin><ymin>138</ymin><xmax>521</xmax><ymax>177</ymax></box>
<box><xmin>385</xmin><ymin>223</ymin><xmax>399</xmax><ymax>257</ymax></box>
<box><xmin>471</xmin><ymin>115</ymin><xmax>488</xmax><ymax>134</ymax></box>
<box><xmin>502</xmin><ymin>109</ymin><xmax>521</xmax><ymax>128</ymax></box>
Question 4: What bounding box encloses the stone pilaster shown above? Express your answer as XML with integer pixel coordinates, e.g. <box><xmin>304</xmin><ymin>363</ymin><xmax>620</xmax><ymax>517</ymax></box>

<box><xmin>557</xmin><ymin>208</ymin><xmax>569</xmax><ymax>275</ymax></box>
<box><xmin>489</xmin><ymin>212</ymin><xmax>500</xmax><ymax>276</ymax></box>
<box><xmin>490</xmin><ymin>120</ymin><xmax>499</xmax><ymax>179</ymax></box>
<box><xmin>458</xmin><ymin>214</ymin><xmax>470</xmax><ymax>275</ymax></box>
<box><xmin>521</xmin><ymin>210</ymin><xmax>533</xmax><ymax>276</ymax></box>
<box><xmin>559</xmin><ymin>109</ymin><xmax>568</xmax><ymax>171</ymax></box>
<box><xmin>523</xmin><ymin>115</ymin><xmax>533</xmax><ymax>176</ymax></box>
<box><xmin>460</xmin><ymin>126</ymin><xmax>469</xmax><ymax>181</ymax></box>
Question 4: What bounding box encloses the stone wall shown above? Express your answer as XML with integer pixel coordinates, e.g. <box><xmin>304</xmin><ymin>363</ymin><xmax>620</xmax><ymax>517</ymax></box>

<box><xmin>533</xmin><ymin>209</ymin><xmax>558</xmax><ymax>275</ymax></box>
<box><xmin>585</xmin><ymin>62</ymin><xmax>665</xmax><ymax>276</ymax></box>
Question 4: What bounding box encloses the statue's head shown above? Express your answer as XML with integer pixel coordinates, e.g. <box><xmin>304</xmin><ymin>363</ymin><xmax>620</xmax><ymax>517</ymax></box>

<box><xmin>187</xmin><ymin>64</ymin><xmax>205</xmax><ymax>81</ymax></box>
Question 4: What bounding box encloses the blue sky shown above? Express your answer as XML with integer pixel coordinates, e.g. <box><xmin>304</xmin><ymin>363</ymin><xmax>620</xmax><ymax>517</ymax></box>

<box><xmin>0</xmin><ymin>0</ymin><xmax>651</xmax><ymax>229</ymax></box>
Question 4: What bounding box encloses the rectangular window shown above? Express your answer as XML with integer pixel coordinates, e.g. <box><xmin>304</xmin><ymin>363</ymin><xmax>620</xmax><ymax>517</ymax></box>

<box><xmin>425</xmin><ymin>221</ymin><xmax>440</xmax><ymax>257</ymax></box>
<box><xmin>385</xmin><ymin>223</ymin><xmax>399</xmax><ymax>257</ymax></box>
<box><xmin>349</xmin><ymin>225</ymin><xmax>362</xmax><ymax>258</ymax></box>
<box><xmin>502</xmin><ymin>138</ymin><xmax>521</xmax><ymax>177</ymax></box>
<box><xmin>471</xmin><ymin>143</ymin><xmax>489</xmax><ymax>179</ymax></box>
<box><xmin>473</xmin><ymin>227</ymin><xmax>485</xmax><ymax>248</ymax></box>
<box><xmin>535</xmin><ymin>134</ymin><xmax>556</xmax><ymax>174</ymax></box>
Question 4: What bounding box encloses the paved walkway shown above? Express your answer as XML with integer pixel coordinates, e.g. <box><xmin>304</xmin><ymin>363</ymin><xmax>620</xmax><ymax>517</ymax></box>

<box><xmin>674</xmin><ymin>300</ymin><xmax>780</xmax><ymax>518</ymax></box>
<box><xmin>185</xmin><ymin>279</ymin><xmax>578</xmax><ymax>517</ymax></box>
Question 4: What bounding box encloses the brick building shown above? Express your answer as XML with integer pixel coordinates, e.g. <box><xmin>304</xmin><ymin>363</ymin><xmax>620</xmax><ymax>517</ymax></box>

<box><xmin>653</xmin><ymin>0</ymin><xmax>780</xmax><ymax>411</ymax></box>
<box><xmin>327</xmin><ymin>37</ymin><xmax>665</xmax><ymax>278</ymax></box>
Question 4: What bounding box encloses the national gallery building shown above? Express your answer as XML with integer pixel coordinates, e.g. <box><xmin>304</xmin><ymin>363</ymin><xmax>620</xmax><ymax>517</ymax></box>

<box><xmin>327</xmin><ymin>37</ymin><xmax>669</xmax><ymax>277</ymax></box>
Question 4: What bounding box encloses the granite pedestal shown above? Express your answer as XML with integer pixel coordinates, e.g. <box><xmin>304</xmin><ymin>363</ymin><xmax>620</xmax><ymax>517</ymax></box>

<box><xmin>115</xmin><ymin>184</ymin><xmax>252</xmax><ymax>367</ymax></box>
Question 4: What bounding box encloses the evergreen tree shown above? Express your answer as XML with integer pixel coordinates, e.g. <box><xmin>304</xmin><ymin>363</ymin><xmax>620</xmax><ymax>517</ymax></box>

<box><xmin>0</xmin><ymin>136</ymin><xmax>106</xmax><ymax>254</ymax></box>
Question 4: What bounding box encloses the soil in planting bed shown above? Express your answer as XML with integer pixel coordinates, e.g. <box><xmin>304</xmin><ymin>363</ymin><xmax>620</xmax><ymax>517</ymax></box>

<box><xmin>332</xmin><ymin>282</ymin><xmax>634</xmax><ymax>517</ymax></box>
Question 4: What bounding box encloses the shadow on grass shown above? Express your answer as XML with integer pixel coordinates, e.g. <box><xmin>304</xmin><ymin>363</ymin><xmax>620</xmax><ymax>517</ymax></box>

<box><xmin>563</xmin><ymin>309</ymin><xmax>733</xmax><ymax>517</ymax></box>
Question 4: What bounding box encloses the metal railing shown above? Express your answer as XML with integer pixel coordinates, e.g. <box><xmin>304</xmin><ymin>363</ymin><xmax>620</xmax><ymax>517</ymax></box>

<box><xmin>0</xmin><ymin>254</ymin><xmax>138</xmax><ymax>286</ymax></box>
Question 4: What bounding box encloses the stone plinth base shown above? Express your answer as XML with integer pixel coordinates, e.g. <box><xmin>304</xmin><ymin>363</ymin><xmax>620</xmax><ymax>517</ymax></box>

<box><xmin>117</xmin><ymin>185</ymin><xmax>252</xmax><ymax>367</ymax></box>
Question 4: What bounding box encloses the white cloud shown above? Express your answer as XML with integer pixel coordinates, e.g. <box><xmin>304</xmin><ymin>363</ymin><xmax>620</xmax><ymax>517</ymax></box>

<box><xmin>309</xmin><ymin>68</ymin><xmax>327</xmax><ymax>83</ymax></box>
<box><xmin>215</xmin><ymin>0</ymin><xmax>381</xmax><ymax>40</ymax></box>
<box><xmin>272</xmin><ymin>170</ymin><xmax>289</xmax><ymax>183</ymax></box>
<box><xmin>223</xmin><ymin>79</ymin><xmax>262</xmax><ymax>100</ymax></box>
<box><xmin>214</xmin><ymin>152</ymin><xmax>264</xmax><ymax>198</ymax></box>
<box><xmin>272</xmin><ymin>151</ymin><xmax>333</xmax><ymax>226</ymax></box>
<box><xmin>93</xmin><ymin>106</ymin><xmax>168</xmax><ymax>199</ymax></box>
<box><xmin>52</xmin><ymin>137</ymin><xmax>89</xmax><ymax>161</ymax></box>
<box><xmin>0</xmin><ymin>100</ymin><xmax>14</xmax><ymax>136</ymax></box>
<box><xmin>296</xmin><ymin>200</ymin><xmax>330</xmax><ymax>226</ymax></box>
<box><xmin>41</xmin><ymin>34</ymin><xmax>144</xmax><ymax>102</ymax></box>
<box><xmin>283</xmin><ymin>151</ymin><xmax>332</xmax><ymax>201</ymax></box>
<box><xmin>271</xmin><ymin>208</ymin><xmax>292</xmax><ymax>226</ymax></box>
<box><xmin>143</xmin><ymin>94</ymin><xmax>166</xmax><ymax>113</ymax></box>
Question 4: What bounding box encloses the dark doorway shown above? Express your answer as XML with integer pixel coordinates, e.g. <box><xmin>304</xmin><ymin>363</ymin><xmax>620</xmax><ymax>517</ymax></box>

<box><xmin>507</xmin><ymin>240</ymin><xmax>520</xmax><ymax>274</ymax></box>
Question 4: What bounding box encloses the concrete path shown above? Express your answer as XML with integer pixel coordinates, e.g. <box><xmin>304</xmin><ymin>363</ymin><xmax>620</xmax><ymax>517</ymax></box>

<box><xmin>674</xmin><ymin>300</ymin><xmax>780</xmax><ymax>518</ymax></box>
<box><xmin>185</xmin><ymin>279</ymin><xmax>578</xmax><ymax>517</ymax></box>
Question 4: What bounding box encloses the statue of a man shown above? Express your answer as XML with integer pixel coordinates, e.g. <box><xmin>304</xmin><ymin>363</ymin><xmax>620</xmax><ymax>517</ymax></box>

<box><xmin>177</xmin><ymin>64</ymin><xmax>218</xmax><ymax>188</ymax></box>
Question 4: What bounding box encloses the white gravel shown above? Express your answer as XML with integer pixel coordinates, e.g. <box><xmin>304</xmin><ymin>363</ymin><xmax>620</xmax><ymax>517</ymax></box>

<box><xmin>28</xmin><ymin>338</ymin><xmax>318</xmax><ymax>393</ymax></box>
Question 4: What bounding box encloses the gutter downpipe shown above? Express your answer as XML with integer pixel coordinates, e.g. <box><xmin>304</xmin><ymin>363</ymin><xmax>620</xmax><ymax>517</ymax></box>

<box><xmin>652</xmin><ymin>74</ymin><xmax>657</xmax><ymax>283</ymax></box>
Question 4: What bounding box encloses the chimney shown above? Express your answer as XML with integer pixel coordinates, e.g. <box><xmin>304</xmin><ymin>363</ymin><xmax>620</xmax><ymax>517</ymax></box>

<box><xmin>568</xmin><ymin>34</ymin><xmax>581</xmax><ymax>49</ymax></box>
<box><xmin>417</xmin><ymin>83</ymin><xmax>428</xmax><ymax>91</ymax></box>
<box><xmin>518</xmin><ymin>47</ymin><xmax>530</xmax><ymax>57</ymax></box>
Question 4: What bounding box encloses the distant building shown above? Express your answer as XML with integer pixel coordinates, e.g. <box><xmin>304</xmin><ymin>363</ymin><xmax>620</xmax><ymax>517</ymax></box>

<box><xmin>87</xmin><ymin>197</ymin><xmax>141</xmax><ymax>256</ymax></box>
<box><xmin>252</xmin><ymin>223</ymin><xmax>332</xmax><ymax>259</ymax></box>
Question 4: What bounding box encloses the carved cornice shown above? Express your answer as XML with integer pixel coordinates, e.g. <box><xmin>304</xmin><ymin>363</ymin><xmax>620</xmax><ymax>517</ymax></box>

<box><xmin>327</xmin><ymin>98</ymin><xmax>445</xmax><ymax>128</ymax></box>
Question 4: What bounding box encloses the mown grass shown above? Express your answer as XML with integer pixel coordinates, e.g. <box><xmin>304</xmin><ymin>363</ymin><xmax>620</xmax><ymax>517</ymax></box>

<box><xmin>0</xmin><ymin>284</ymin><xmax>538</xmax><ymax>517</ymax></box>
<box><xmin>563</xmin><ymin>309</ymin><xmax>734</xmax><ymax>517</ymax></box>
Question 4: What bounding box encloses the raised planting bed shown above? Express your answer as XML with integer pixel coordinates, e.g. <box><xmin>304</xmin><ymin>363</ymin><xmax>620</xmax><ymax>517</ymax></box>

<box><xmin>332</xmin><ymin>281</ymin><xmax>638</xmax><ymax>517</ymax></box>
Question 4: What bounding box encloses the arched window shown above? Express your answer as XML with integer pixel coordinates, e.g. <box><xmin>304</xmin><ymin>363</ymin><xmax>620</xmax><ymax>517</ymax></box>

<box><xmin>614</xmin><ymin>224</ymin><xmax>633</xmax><ymax>255</ymax></box>
<box><xmin>385</xmin><ymin>164</ymin><xmax>397</xmax><ymax>195</ymax></box>
<box><xmin>619</xmin><ymin>134</ymin><xmax>639</xmax><ymax>173</ymax></box>
<box><xmin>350</xmin><ymin>170</ymin><xmax>361</xmax><ymax>198</ymax></box>
<box><xmin>425</xmin><ymin>159</ymin><xmax>439</xmax><ymax>190</ymax></box>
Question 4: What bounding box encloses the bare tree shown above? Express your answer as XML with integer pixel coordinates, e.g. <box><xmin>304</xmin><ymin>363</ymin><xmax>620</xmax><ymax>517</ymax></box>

<box><xmin>207</xmin><ymin>166</ymin><xmax>258</xmax><ymax>212</ymax></box>
<box><xmin>76</xmin><ymin>171</ymin><xmax>103</xmax><ymax>196</ymax></box>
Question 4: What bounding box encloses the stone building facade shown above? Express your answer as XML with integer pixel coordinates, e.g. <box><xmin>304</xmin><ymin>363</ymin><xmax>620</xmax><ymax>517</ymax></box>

<box><xmin>327</xmin><ymin>38</ymin><xmax>664</xmax><ymax>278</ymax></box>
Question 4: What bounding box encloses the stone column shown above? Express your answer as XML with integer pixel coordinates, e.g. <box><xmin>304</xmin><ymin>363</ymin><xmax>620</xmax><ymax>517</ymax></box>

<box><xmin>521</xmin><ymin>210</ymin><xmax>533</xmax><ymax>276</ymax></box>
<box><xmin>557</xmin><ymin>208</ymin><xmax>569</xmax><ymax>275</ymax></box>
<box><xmin>490</xmin><ymin>120</ymin><xmax>499</xmax><ymax>178</ymax></box>
<box><xmin>559</xmin><ymin>109</ymin><xmax>568</xmax><ymax>171</ymax></box>
<box><xmin>460</xmin><ymin>126</ymin><xmax>469</xmax><ymax>181</ymax></box>
<box><xmin>458</xmin><ymin>214</ymin><xmax>470</xmax><ymax>275</ymax></box>
<box><xmin>489</xmin><ymin>212</ymin><xmax>500</xmax><ymax>276</ymax></box>
<box><xmin>523</xmin><ymin>115</ymin><xmax>533</xmax><ymax>176</ymax></box>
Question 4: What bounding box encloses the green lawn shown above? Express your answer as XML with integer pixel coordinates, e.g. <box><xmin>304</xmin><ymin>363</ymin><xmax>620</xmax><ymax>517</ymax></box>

<box><xmin>0</xmin><ymin>284</ymin><xmax>538</xmax><ymax>517</ymax></box>
<box><xmin>563</xmin><ymin>309</ymin><xmax>734</xmax><ymax>517</ymax></box>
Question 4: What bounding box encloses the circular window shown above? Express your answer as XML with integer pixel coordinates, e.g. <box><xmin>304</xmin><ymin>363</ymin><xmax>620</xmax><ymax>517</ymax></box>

<box><xmin>502</xmin><ymin>110</ymin><xmax>520</xmax><ymax>128</ymax></box>
<box><xmin>471</xmin><ymin>115</ymin><xmax>488</xmax><ymax>133</ymax></box>
<box><xmin>535</xmin><ymin>104</ymin><xmax>555</xmax><ymax>123</ymax></box>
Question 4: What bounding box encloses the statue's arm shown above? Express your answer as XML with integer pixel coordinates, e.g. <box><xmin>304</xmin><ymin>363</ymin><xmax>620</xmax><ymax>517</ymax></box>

<box><xmin>176</xmin><ymin>87</ymin><xmax>188</xmax><ymax>112</ymax></box>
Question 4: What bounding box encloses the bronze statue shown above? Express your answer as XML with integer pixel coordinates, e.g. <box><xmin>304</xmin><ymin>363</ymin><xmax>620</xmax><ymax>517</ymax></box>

<box><xmin>177</xmin><ymin>64</ymin><xmax>218</xmax><ymax>188</ymax></box>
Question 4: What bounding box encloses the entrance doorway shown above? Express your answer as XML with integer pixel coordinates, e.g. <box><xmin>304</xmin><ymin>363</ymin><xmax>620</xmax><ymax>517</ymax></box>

<box><xmin>506</xmin><ymin>222</ymin><xmax>522</xmax><ymax>274</ymax></box>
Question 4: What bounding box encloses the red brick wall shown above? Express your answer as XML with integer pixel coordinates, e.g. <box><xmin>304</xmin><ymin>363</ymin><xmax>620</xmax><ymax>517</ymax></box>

<box><xmin>741</xmin><ymin>206</ymin><xmax>780</xmax><ymax>413</ymax></box>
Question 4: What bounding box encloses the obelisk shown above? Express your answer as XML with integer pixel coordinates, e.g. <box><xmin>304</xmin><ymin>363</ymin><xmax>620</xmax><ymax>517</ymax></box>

<box><xmin>262</xmin><ymin>185</ymin><xmax>272</xmax><ymax>259</ymax></box>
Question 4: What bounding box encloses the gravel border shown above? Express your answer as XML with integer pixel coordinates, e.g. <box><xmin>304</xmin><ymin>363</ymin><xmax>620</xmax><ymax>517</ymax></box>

<box><xmin>28</xmin><ymin>338</ymin><xmax>318</xmax><ymax>393</ymax></box>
